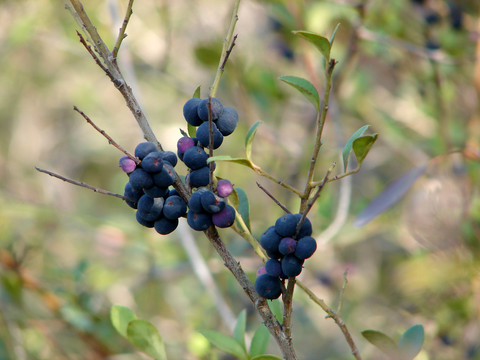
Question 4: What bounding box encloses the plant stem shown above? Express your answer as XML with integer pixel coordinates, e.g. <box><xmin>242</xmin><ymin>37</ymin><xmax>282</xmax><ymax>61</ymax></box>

<box><xmin>209</xmin><ymin>0</ymin><xmax>241</xmax><ymax>97</ymax></box>
<box><xmin>112</xmin><ymin>0</ymin><xmax>134</xmax><ymax>59</ymax></box>
<box><xmin>253</xmin><ymin>165</ymin><xmax>303</xmax><ymax>197</ymax></box>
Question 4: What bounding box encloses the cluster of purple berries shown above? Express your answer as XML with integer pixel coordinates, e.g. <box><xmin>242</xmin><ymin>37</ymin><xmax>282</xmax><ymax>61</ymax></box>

<box><xmin>255</xmin><ymin>213</ymin><xmax>317</xmax><ymax>299</ymax></box>
<box><xmin>120</xmin><ymin>142</ymin><xmax>186</xmax><ymax>235</ymax></box>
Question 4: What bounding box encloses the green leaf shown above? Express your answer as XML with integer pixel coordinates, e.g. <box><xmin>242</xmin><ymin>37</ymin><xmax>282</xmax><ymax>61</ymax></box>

<box><xmin>200</xmin><ymin>330</ymin><xmax>248</xmax><ymax>360</ymax></box>
<box><xmin>342</xmin><ymin>125</ymin><xmax>370</xmax><ymax>171</ymax></box>
<box><xmin>352</xmin><ymin>133</ymin><xmax>378</xmax><ymax>168</ymax></box>
<box><xmin>361</xmin><ymin>330</ymin><xmax>398</xmax><ymax>356</ymax></box>
<box><xmin>245</xmin><ymin>121</ymin><xmax>262</xmax><ymax>161</ymax></box>
<box><xmin>279</xmin><ymin>75</ymin><xmax>319</xmax><ymax>111</ymax></box>
<box><xmin>127</xmin><ymin>320</ymin><xmax>167</xmax><ymax>360</ymax></box>
<box><xmin>398</xmin><ymin>324</ymin><xmax>424</xmax><ymax>359</ymax></box>
<box><xmin>292</xmin><ymin>30</ymin><xmax>331</xmax><ymax>60</ymax></box>
<box><xmin>251</xmin><ymin>356</ymin><xmax>282</xmax><ymax>360</ymax></box>
<box><xmin>208</xmin><ymin>155</ymin><xmax>255</xmax><ymax>170</ymax></box>
<box><xmin>110</xmin><ymin>305</ymin><xmax>137</xmax><ymax>338</ymax></box>
<box><xmin>329</xmin><ymin>23</ymin><xmax>341</xmax><ymax>45</ymax></box>
<box><xmin>233</xmin><ymin>310</ymin><xmax>247</xmax><ymax>351</ymax></box>
<box><xmin>235</xmin><ymin>187</ymin><xmax>251</xmax><ymax>231</ymax></box>
<box><xmin>179</xmin><ymin>128</ymin><xmax>189</xmax><ymax>137</ymax></box>
<box><xmin>250</xmin><ymin>324</ymin><xmax>270</xmax><ymax>358</ymax></box>
<box><xmin>268</xmin><ymin>300</ymin><xmax>283</xmax><ymax>324</ymax></box>
<box><xmin>192</xmin><ymin>86</ymin><xmax>201</xmax><ymax>99</ymax></box>
<box><xmin>187</xmin><ymin>123</ymin><xmax>197</xmax><ymax>138</ymax></box>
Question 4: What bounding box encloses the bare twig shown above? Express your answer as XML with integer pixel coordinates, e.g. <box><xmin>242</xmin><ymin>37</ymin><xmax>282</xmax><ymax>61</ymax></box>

<box><xmin>112</xmin><ymin>0</ymin><xmax>134</xmax><ymax>59</ymax></box>
<box><xmin>35</xmin><ymin>167</ymin><xmax>127</xmax><ymax>201</ymax></box>
<box><xmin>220</xmin><ymin>34</ymin><xmax>238</xmax><ymax>71</ymax></box>
<box><xmin>73</xmin><ymin>106</ymin><xmax>139</xmax><ymax>164</ymax></box>
<box><xmin>256</xmin><ymin>182</ymin><xmax>291</xmax><ymax>214</ymax></box>
<box><xmin>337</xmin><ymin>270</ymin><xmax>349</xmax><ymax>315</ymax></box>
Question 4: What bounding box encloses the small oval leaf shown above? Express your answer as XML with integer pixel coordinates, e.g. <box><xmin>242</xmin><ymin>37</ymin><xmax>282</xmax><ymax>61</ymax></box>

<box><xmin>292</xmin><ymin>30</ymin><xmax>331</xmax><ymax>60</ymax></box>
<box><xmin>352</xmin><ymin>133</ymin><xmax>378</xmax><ymax>167</ymax></box>
<box><xmin>342</xmin><ymin>125</ymin><xmax>370</xmax><ymax>171</ymax></box>
<box><xmin>200</xmin><ymin>330</ymin><xmax>248</xmax><ymax>360</ymax></box>
<box><xmin>111</xmin><ymin>305</ymin><xmax>137</xmax><ymax>338</ymax></box>
<box><xmin>127</xmin><ymin>320</ymin><xmax>167</xmax><ymax>360</ymax></box>
<box><xmin>279</xmin><ymin>75</ymin><xmax>319</xmax><ymax>111</ymax></box>
<box><xmin>233</xmin><ymin>310</ymin><xmax>247</xmax><ymax>350</ymax></box>
<box><xmin>268</xmin><ymin>299</ymin><xmax>283</xmax><ymax>324</ymax></box>
<box><xmin>235</xmin><ymin>187</ymin><xmax>251</xmax><ymax>231</ymax></box>
<box><xmin>354</xmin><ymin>164</ymin><xmax>427</xmax><ymax>227</ymax></box>
<box><xmin>398</xmin><ymin>324</ymin><xmax>424</xmax><ymax>359</ymax></box>
<box><xmin>193</xmin><ymin>85</ymin><xmax>201</xmax><ymax>99</ymax></box>
<box><xmin>245</xmin><ymin>121</ymin><xmax>262</xmax><ymax>161</ymax></box>
<box><xmin>207</xmin><ymin>155</ymin><xmax>255</xmax><ymax>169</ymax></box>
<box><xmin>250</xmin><ymin>324</ymin><xmax>271</xmax><ymax>358</ymax></box>
<box><xmin>187</xmin><ymin>123</ymin><xmax>197</xmax><ymax>138</ymax></box>
<box><xmin>361</xmin><ymin>330</ymin><xmax>398</xmax><ymax>356</ymax></box>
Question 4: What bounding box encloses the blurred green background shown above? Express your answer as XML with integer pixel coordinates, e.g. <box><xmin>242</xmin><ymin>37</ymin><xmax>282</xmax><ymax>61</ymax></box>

<box><xmin>1</xmin><ymin>0</ymin><xmax>479</xmax><ymax>359</ymax></box>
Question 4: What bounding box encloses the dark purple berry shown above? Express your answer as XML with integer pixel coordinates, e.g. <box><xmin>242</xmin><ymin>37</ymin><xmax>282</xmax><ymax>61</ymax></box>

<box><xmin>153</xmin><ymin>163</ymin><xmax>176</xmax><ymax>187</ymax></box>
<box><xmin>124</xmin><ymin>182</ymin><xmax>143</xmax><ymax>209</ymax></box>
<box><xmin>260</xmin><ymin>226</ymin><xmax>282</xmax><ymax>258</ymax></box>
<box><xmin>129</xmin><ymin>168</ymin><xmax>154</xmax><ymax>190</ymax></box>
<box><xmin>189</xmin><ymin>166</ymin><xmax>210</xmax><ymax>188</ymax></box>
<box><xmin>255</xmin><ymin>274</ymin><xmax>282</xmax><ymax>300</ymax></box>
<box><xmin>163</xmin><ymin>195</ymin><xmax>187</xmax><ymax>219</ymax></box>
<box><xmin>275</xmin><ymin>213</ymin><xmax>298</xmax><ymax>237</ymax></box>
<box><xmin>279</xmin><ymin>237</ymin><xmax>297</xmax><ymax>255</ymax></box>
<box><xmin>183</xmin><ymin>98</ymin><xmax>203</xmax><ymax>126</ymax></box>
<box><xmin>216</xmin><ymin>179</ymin><xmax>233</xmax><ymax>198</ymax></box>
<box><xmin>143</xmin><ymin>185</ymin><xmax>169</xmax><ymax>198</ymax></box>
<box><xmin>162</xmin><ymin>151</ymin><xmax>177</xmax><ymax>167</ymax></box>
<box><xmin>189</xmin><ymin>188</ymin><xmax>209</xmax><ymax>213</ymax></box>
<box><xmin>200</xmin><ymin>190</ymin><xmax>226</xmax><ymax>214</ymax></box>
<box><xmin>187</xmin><ymin>210</ymin><xmax>212</xmax><ymax>231</ymax></box>
<box><xmin>177</xmin><ymin>136</ymin><xmax>196</xmax><ymax>155</ymax></box>
<box><xmin>216</xmin><ymin>107</ymin><xmax>238</xmax><ymax>136</ymax></box>
<box><xmin>212</xmin><ymin>205</ymin><xmax>236</xmax><ymax>228</ymax></box>
<box><xmin>137</xmin><ymin>195</ymin><xmax>164</xmax><ymax>222</ymax></box>
<box><xmin>196</xmin><ymin>122</ymin><xmax>223</xmax><ymax>149</ymax></box>
<box><xmin>293</xmin><ymin>214</ymin><xmax>312</xmax><ymax>238</ymax></box>
<box><xmin>154</xmin><ymin>217</ymin><xmax>178</xmax><ymax>235</ymax></box>
<box><xmin>183</xmin><ymin>146</ymin><xmax>208</xmax><ymax>170</ymax></box>
<box><xmin>119</xmin><ymin>156</ymin><xmax>136</xmax><ymax>173</ymax></box>
<box><xmin>134</xmin><ymin>142</ymin><xmax>157</xmax><ymax>160</ymax></box>
<box><xmin>265</xmin><ymin>258</ymin><xmax>283</xmax><ymax>277</ymax></box>
<box><xmin>294</xmin><ymin>236</ymin><xmax>317</xmax><ymax>259</ymax></box>
<box><xmin>197</xmin><ymin>97</ymin><xmax>224</xmax><ymax>122</ymax></box>
<box><xmin>281</xmin><ymin>255</ymin><xmax>304</xmax><ymax>277</ymax></box>
<box><xmin>136</xmin><ymin>211</ymin><xmax>155</xmax><ymax>228</ymax></box>
<box><xmin>142</xmin><ymin>152</ymin><xmax>165</xmax><ymax>173</ymax></box>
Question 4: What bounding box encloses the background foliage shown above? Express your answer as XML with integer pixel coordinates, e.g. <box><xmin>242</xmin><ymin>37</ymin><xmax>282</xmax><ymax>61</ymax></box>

<box><xmin>0</xmin><ymin>0</ymin><xmax>479</xmax><ymax>359</ymax></box>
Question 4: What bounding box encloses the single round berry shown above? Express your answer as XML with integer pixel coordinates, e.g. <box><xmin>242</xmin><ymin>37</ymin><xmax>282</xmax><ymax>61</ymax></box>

<box><xmin>196</xmin><ymin>122</ymin><xmax>224</xmax><ymax>149</ymax></box>
<box><xmin>212</xmin><ymin>205</ymin><xmax>236</xmax><ymax>228</ymax></box>
<box><xmin>275</xmin><ymin>213</ymin><xmax>298</xmax><ymax>237</ymax></box>
<box><xmin>189</xmin><ymin>188</ymin><xmax>209</xmax><ymax>213</ymax></box>
<box><xmin>154</xmin><ymin>217</ymin><xmax>179</xmax><ymax>235</ymax></box>
<box><xmin>129</xmin><ymin>168</ymin><xmax>154</xmax><ymax>190</ymax></box>
<box><xmin>163</xmin><ymin>195</ymin><xmax>187</xmax><ymax>220</ymax></box>
<box><xmin>183</xmin><ymin>146</ymin><xmax>208</xmax><ymax>170</ymax></box>
<box><xmin>201</xmin><ymin>190</ymin><xmax>226</xmax><ymax>214</ymax></box>
<box><xmin>142</xmin><ymin>152</ymin><xmax>165</xmax><ymax>173</ymax></box>
<box><xmin>293</xmin><ymin>213</ymin><xmax>312</xmax><ymax>238</ymax></box>
<box><xmin>265</xmin><ymin>258</ymin><xmax>283</xmax><ymax>277</ymax></box>
<box><xmin>124</xmin><ymin>182</ymin><xmax>143</xmax><ymax>209</ymax></box>
<box><xmin>281</xmin><ymin>255</ymin><xmax>304</xmax><ymax>277</ymax></box>
<box><xmin>216</xmin><ymin>106</ymin><xmax>238</xmax><ymax>136</ymax></box>
<box><xmin>135</xmin><ymin>142</ymin><xmax>157</xmax><ymax>160</ymax></box>
<box><xmin>278</xmin><ymin>237</ymin><xmax>297</xmax><ymax>255</ymax></box>
<box><xmin>162</xmin><ymin>151</ymin><xmax>178</xmax><ymax>167</ymax></box>
<box><xmin>136</xmin><ymin>211</ymin><xmax>155</xmax><ymax>228</ymax></box>
<box><xmin>260</xmin><ymin>226</ymin><xmax>282</xmax><ymax>258</ymax></box>
<box><xmin>119</xmin><ymin>156</ymin><xmax>136</xmax><ymax>173</ymax></box>
<box><xmin>183</xmin><ymin>98</ymin><xmax>203</xmax><ymax>126</ymax></box>
<box><xmin>153</xmin><ymin>163</ymin><xmax>176</xmax><ymax>187</ymax></box>
<box><xmin>189</xmin><ymin>166</ymin><xmax>210</xmax><ymax>188</ymax></box>
<box><xmin>187</xmin><ymin>210</ymin><xmax>212</xmax><ymax>231</ymax></box>
<box><xmin>197</xmin><ymin>97</ymin><xmax>224</xmax><ymax>122</ymax></box>
<box><xmin>137</xmin><ymin>195</ymin><xmax>164</xmax><ymax>222</ymax></box>
<box><xmin>143</xmin><ymin>185</ymin><xmax>169</xmax><ymax>198</ymax></box>
<box><xmin>294</xmin><ymin>236</ymin><xmax>317</xmax><ymax>260</ymax></box>
<box><xmin>216</xmin><ymin>179</ymin><xmax>233</xmax><ymax>198</ymax></box>
<box><xmin>177</xmin><ymin>136</ymin><xmax>196</xmax><ymax>155</ymax></box>
<box><xmin>255</xmin><ymin>274</ymin><xmax>282</xmax><ymax>300</ymax></box>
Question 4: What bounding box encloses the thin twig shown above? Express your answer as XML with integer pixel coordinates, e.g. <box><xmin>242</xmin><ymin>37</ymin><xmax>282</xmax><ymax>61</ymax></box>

<box><xmin>35</xmin><ymin>167</ymin><xmax>127</xmax><ymax>201</ymax></box>
<box><xmin>73</xmin><ymin>106</ymin><xmax>139</xmax><ymax>164</ymax></box>
<box><xmin>112</xmin><ymin>0</ymin><xmax>134</xmax><ymax>59</ymax></box>
<box><xmin>256</xmin><ymin>182</ymin><xmax>291</xmax><ymax>214</ymax></box>
<box><xmin>282</xmin><ymin>278</ymin><xmax>296</xmax><ymax>342</ymax></box>
<box><xmin>253</xmin><ymin>165</ymin><xmax>303</xmax><ymax>197</ymax></box>
<box><xmin>220</xmin><ymin>34</ymin><xmax>238</xmax><ymax>71</ymax></box>
<box><xmin>337</xmin><ymin>270</ymin><xmax>349</xmax><ymax>314</ymax></box>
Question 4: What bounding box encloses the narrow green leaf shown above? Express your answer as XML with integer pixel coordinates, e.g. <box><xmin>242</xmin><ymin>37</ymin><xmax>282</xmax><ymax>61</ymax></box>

<box><xmin>361</xmin><ymin>330</ymin><xmax>398</xmax><ymax>356</ymax></box>
<box><xmin>292</xmin><ymin>30</ymin><xmax>331</xmax><ymax>60</ymax></box>
<box><xmin>208</xmin><ymin>155</ymin><xmax>255</xmax><ymax>170</ymax></box>
<box><xmin>179</xmin><ymin>128</ymin><xmax>189</xmax><ymax>137</ymax></box>
<box><xmin>250</xmin><ymin>324</ymin><xmax>270</xmax><ymax>358</ymax></box>
<box><xmin>398</xmin><ymin>324</ymin><xmax>424</xmax><ymax>359</ymax></box>
<box><xmin>200</xmin><ymin>330</ymin><xmax>248</xmax><ymax>360</ymax></box>
<box><xmin>251</xmin><ymin>355</ymin><xmax>282</xmax><ymax>360</ymax></box>
<box><xmin>110</xmin><ymin>305</ymin><xmax>137</xmax><ymax>338</ymax></box>
<box><xmin>352</xmin><ymin>133</ymin><xmax>378</xmax><ymax>167</ymax></box>
<box><xmin>329</xmin><ymin>23</ymin><xmax>341</xmax><ymax>45</ymax></box>
<box><xmin>235</xmin><ymin>187</ymin><xmax>250</xmax><ymax>231</ymax></box>
<box><xmin>279</xmin><ymin>75</ymin><xmax>319</xmax><ymax>111</ymax></box>
<box><xmin>342</xmin><ymin>125</ymin><xmax>370</xmax><ymax>171</ymax></box>
<box><xmin>245</xmin><ymin>121</ymin><xmax>262</xmax><ymax>162</ymax></box>
<box><xmin>188</xmin><ymin>123</ymin><xmax>197</xmax><ymax>138</ymax></box>
<box><xmin>127</xmin><ymin>320</ymin><xmax>167</xmax><ymax>360</ymax></box>
<box><xmin>192</xmin><ymin>86</ymin><xmax>201</xmax><ymax>99</ymax></box>
<box><xmin>268</xmin><ymin>300</ymin><xmax>283</xmax><ymax>324</ymax></box>
<box><xmin>233</xmin><ymin>310</ymin><xmax>247</xmax><ymax>351</ymax></box>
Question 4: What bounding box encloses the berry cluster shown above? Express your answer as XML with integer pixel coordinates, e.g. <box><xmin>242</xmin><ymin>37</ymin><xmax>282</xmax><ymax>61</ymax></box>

<box><xmin>120</xmin><ymin>142</ymin><xmax>186</xmax><ymax>235</ymax></box>
<box><xmin>120</xmin><ymin>96</ymin><xmax>239</xmax><ymax>234</ymax></box>
<box><xmin>255</xmin><ymin>213</ymin><xmax>317</xmax><ymax>299</ymax></box>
